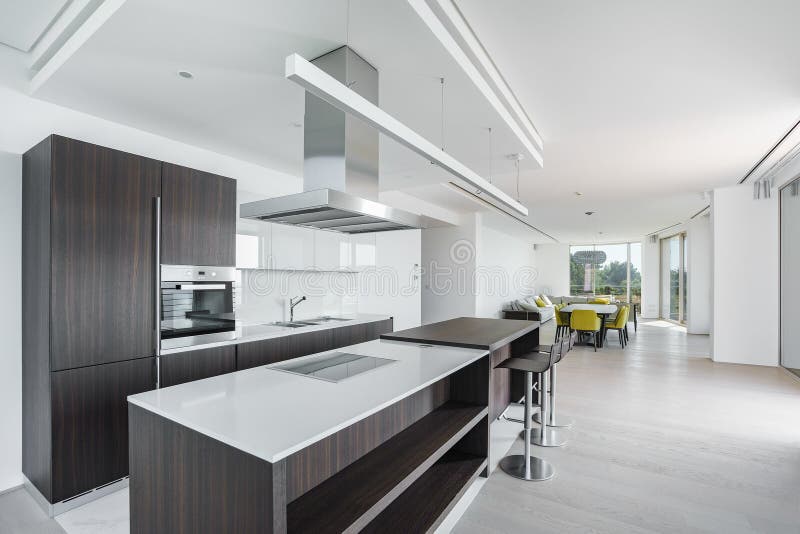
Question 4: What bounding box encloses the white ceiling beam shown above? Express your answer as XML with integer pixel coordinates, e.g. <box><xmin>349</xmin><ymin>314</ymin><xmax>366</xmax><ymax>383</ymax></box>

<box><xmin>285</xmin><ymin>53</ymin><xmax>528</xmax><ymax>217</ymax></box>
<box><xmin>29</xmin><ymin>0</ymin><xmax>126</xmax><ymax>93</ymax></box>
<box><xmin>407</xmin><ymin>0</ymin><xmax>543</xmax><ymax>166</ymax></box>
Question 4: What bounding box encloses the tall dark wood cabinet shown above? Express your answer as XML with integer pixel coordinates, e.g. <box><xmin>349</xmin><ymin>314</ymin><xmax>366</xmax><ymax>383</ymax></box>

<box><xmin>49</xmin><ymin>137</ymin><xmax>162</xmax><ymax>370</ymax></box>
<box><xmin>23</xmin><ymin>136</ymin><xmax>161</xmax><ymax>505</ymax></box>
<box><xmin>161</xmin><ymin>163</ymin><xmax>236</xmax><ymax>266</ymax></box>
<box><xmin>50</xmin><ymin>358</ymin><xmax>155</xmax><ymax>502</ymax></box>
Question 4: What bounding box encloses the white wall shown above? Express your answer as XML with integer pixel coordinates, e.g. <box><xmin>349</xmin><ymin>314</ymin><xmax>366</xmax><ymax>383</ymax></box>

<box><xmin>359</xmin><ymin>230</ymin><xmax>422</xmax><ymax>330</ymax></box>
<box><xmin>531</xmin><ymin>243</ymin><xmax>569</xmax><ymax>297</ymax></box>
<box><xmin>641</xmin><ymin>235</ymin><xmax>662</xmax><ymax>318</ymax></box>
<box><xmin>421</xmin><ymin>215</ymin><xmax>478</xmax><ymax>324</ymax></box>
<box><xmin>687</xmin><ymin>214</ymin><xmax>712</xmax><ymax>334</ymax></box>
<box><xmin>474</xmin><ymin>219</ymin><xmax>536</xmax><ymax>318</ymax></box>
<box><xmin>712</xmin><ymin>185</ymin><xmax>779</xmax><ymax>365</ymax></box>
<box><xmin>0</xmin><ymin>151</ymin><xmax>22</xmax><ymax>492</ymax></box>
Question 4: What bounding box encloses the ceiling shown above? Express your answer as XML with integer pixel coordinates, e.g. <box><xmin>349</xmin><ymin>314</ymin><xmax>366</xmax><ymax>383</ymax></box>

<box><xmin>26</xmin><ymin>0</ymin><xmax>800</xmax><ymax>243</ymax></box>
<box><xmin>0</xmin><ymin>0</ymin><xmax>67</xmax><ymax>51</ymax></box>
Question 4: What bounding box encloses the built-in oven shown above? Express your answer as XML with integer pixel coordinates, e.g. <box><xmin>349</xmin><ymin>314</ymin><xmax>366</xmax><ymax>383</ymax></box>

<box><xmin>159</xmin><ymin>265</ymin><xmax>237</xmax><ymax>351</ymax></box>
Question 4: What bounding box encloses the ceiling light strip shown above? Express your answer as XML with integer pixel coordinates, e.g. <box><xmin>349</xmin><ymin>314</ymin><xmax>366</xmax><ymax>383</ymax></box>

<box><xmin>446</xmin><ymin>182</ymin><xmax>556</xmax><ymax>242</ymax></box>
<box><xmin>407</xmin><ymin>0</ymin><xmax>543</xmax><ymax>165</ymax></box>
<box><xmin>286</xmin><ymin>53</ymin><xmax>529</xmax><ymax>216</ymax></box>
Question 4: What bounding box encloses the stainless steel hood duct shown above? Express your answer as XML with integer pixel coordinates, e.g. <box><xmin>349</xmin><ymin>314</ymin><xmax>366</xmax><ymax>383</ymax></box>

<box><xmin>241</xmin><ymin>46</ymin><xmax>431</xmax><ymax>233</ymax></box>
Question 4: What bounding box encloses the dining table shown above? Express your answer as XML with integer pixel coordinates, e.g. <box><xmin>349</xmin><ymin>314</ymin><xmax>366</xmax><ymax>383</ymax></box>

<box><xmin>558</xmin><ymin>303</ymin><xmax>619</xmax><ymax>348</ymax></box>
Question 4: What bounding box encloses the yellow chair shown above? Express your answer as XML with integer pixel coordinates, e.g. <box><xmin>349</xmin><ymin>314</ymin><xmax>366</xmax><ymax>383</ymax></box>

<box><xmin>554</xmin><ymin>303</ymin><xmax>569</xmax><ymax>340</ymax></box>
<box><xmin>604</xmin><ymin>305</ymin><xmax>630</xmax><ymax>347</ymax></box>
<box><xmin>570</xmin><ymin>309</ymin><xmax>602</xmax><ymax>352</ymax></box>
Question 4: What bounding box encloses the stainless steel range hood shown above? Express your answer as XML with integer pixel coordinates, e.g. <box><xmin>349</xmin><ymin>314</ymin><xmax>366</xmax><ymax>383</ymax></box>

<box><xmin>241</xmin><ymin>46</ymin><xmax>433</xmax><ymax>233</ymax></box>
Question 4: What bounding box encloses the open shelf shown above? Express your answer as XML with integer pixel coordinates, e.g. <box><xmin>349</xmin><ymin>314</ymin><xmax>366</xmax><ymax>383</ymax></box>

<box><xmin>361</xmin><ymin>451</ymin><xmax>488</xmax><ymax>534</ymax></box>
<box><xmin>286</xmin><ymin>401</ymin><xmax>487</xmax><ymax>534</ymax></box>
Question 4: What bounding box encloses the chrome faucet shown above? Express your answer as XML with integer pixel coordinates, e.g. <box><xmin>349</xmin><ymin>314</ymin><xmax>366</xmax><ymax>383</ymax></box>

<box><xmin>289</xmin><ymin>296</ymin><xmax>306</xmax><ymax>322</ymax></box>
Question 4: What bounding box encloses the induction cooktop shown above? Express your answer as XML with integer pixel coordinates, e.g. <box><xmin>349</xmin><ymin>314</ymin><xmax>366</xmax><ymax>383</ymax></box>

<box><xmin>268</xmin><ymin>352</ymin><xmax>396</xmax><ymax>382</ymax></box>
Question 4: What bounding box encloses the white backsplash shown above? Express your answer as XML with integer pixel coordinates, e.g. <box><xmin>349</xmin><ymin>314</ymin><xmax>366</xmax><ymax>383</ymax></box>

<box><xmin>236</xmin><ymin>269</ymin><xmax>358</xmax><ymax>325</ymax></box>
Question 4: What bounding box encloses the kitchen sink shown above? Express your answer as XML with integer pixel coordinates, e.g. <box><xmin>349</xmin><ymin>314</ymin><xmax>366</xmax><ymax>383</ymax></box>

<box><xmin>271</xmin><ymin>321</ymin><xmax>318</xmax><ymax>328</ymax></box>
<box><xmin>269</xmin><ymin>317</ymin><xmax>352</xmax><ymax>328</ymax></box>
<box><xmin>306</xmin><ymin>316</ymin><xmax>352</xmax><ymax>323</ymax></box>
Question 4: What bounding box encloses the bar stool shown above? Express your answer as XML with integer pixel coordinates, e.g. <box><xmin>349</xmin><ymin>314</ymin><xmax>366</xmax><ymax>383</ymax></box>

<box><xmin>494</xmin><ymin>345</ymin><xmax>562</xmax><ymax>481</ymax></box>
<box><xmin>533</xmin><ymin>331</ymin><xmax>577</xmax><ymax>429</ymax></box>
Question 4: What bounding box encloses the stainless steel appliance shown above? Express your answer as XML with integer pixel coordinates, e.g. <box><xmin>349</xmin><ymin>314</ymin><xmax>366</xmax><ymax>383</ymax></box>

<box><xmin>239</xmin><ymin>46</ymin><xmax>443</xmax><ymax>233</ymax></box>
<box><xmin>159</xmin><ymin>265</ymin><xmax>236</xmax><ymax>351</ymax></box>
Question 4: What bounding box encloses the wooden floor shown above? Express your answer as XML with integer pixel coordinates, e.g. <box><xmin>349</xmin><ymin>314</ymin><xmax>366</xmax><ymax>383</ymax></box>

<box><xmin>453</xmin><ymin>319</ymin><xmax>800</xmax><ymax>534</ymax></box>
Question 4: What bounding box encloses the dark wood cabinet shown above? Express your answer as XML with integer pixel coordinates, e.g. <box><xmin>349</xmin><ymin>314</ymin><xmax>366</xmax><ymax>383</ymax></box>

<box><xmin>51</xmin><ymin>358</ymin><xmax>155</xmax><ymax>502</ymax></box>
<box><xmin>22</xmin><ymin>135</ymin><xmax>241</xmax><ymax>505</ymax></box>
<box><xmin>159</xmin><ymin>346</ymin><xmax>236</xmax><ymax>388</ymax></box>
<box><xmin>161</xmin><ymin>163</ymin><xmax>236</xmax><ymax>266</ymax></box>
<box><xmin>49</xmin><ymin>136</ymin><xmax>162</xmax><ymax>371</ymax></box>
<box><xmin>237</xmin><ymin>319</ymin><xmax>394</xmax><ymax>371</ymax></box>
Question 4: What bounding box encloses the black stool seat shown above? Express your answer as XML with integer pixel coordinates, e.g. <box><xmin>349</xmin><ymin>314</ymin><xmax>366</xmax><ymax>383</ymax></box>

<box><xmin>495</xmin><ymin>354</ymin><xmax>551</xmax><ymax>374</ymax></box>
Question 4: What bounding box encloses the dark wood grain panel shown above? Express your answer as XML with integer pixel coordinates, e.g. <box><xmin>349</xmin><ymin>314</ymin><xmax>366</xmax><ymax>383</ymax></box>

<box><xmin>22</xmin><ymin>136</ymin><xmax>53</xmax><ymax>501</ymax></box>
<box><xmin>129</xmin><ymin>405</ymin><xmax>286</xmax><ymax>534</ymax></box>
<box><xmin>236</xmin><ymin>318</ymin><xmax>394</xmax><ymax>371</ymax></box>
<box><xmin>382</xmin><ymin>317</ymin><xmax>537</xmax><ymax>351</ymax></box>
<box><xmin>489</xmin><ymin>344</ymin><xmax>512</xmax><ymax>421</ymax></box>
<box><xmin>161</xmin><ymin>162</ymin><xmax>236</xmax><ymax>266</ymax></box>
<box><xmin>50</xmin><ymin>136</ymin><xmax>161</xmax><ymax>370</ymax></box>
<box><xmin>51</xmin><ymin>358</ymin><xmax>155</xmax><ymax>502</ymax></box>
<box><xmin>285</xmin><ymin>376</ymin><xmax>449</xmax><ymax>501</ymax></box>
<box><xmin>286</xmin><ymin>402</ymin><xmax>487</xmax><ymax>534</ymax></box>
<box><xmin>360</xmin><ymin>452</ymin><xmax>487</xmax><ymax>534</ymax></box>
<box><xmin>160</xmin><ymin>346</ymin><xmax>236</xmax><ymax>388</ymax></box>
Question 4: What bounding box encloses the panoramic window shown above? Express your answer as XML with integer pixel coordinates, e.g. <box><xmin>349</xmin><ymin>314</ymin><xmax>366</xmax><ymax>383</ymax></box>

<box><xmin>569</xmin><ymin>243</ymin><xmax>642</xmax><ymax>303</ymax></box>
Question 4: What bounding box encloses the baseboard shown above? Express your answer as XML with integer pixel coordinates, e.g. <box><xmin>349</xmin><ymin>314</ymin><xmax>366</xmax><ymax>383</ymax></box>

<box><xmin>0</xmin><ymin>482</ymin><xmax>24</xmax><ymax>497</ymax></box>
<box><xmin>779</xmin><ymin>365</ymin><xmax>800</xmax><ymax>384</ymax></box>
<box><xmin>24</xmin><ymin>475</ymin><xmax>130</xmax><ymax>518</ymax></box>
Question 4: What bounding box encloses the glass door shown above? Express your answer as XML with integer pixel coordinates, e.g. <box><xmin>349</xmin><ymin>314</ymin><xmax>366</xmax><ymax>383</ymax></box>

<box><xmin>660</xmin><ymin>233</ymin><xmax>687</xmax><ymax>323</ymax></box>
<box><xmin>781</xmin><ymin>178</ymin><xmax>800</xmax><ymax>377</ymax></box>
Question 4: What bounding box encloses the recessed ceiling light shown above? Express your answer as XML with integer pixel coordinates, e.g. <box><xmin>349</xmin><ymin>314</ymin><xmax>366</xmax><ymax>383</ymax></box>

<box><xmin>574</xmin><ymin>191</ymin><xmax>583</xmax><ymax>196</ymax></box>
<box><xmin>177</xmin><ymin>70</ymin><xmax>194</xmax><ymax>79</ymax></box>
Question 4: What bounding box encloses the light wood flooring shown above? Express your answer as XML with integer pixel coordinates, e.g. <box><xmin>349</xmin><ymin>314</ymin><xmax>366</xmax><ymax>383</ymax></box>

<box><xmin>453</xmin><ymin>319</ymin><xmax>800</xmax><ymax>534</ymax></box>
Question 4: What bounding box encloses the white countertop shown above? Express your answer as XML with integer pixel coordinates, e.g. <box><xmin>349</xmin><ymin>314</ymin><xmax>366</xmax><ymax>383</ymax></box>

<box><xmin>160</xmin><ymin>313</ymin><xmax>392</xmax><ymax>355</ymax></box>
<box><xmin>129</xmin><ymin>339</ymin><xmax>488</xmax><ymax>463</ymax></box>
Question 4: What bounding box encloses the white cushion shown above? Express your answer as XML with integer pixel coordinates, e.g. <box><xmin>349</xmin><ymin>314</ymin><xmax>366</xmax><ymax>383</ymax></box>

<box><xmin>542</xmin><ymin>295</ymin><xmax>553</xmax><ymax>306</ymax></box>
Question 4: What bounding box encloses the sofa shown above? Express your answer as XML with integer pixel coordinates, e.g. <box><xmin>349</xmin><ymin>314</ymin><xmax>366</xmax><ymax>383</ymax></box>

<box><xmin>502</xmin><ymin>296</ymin><xmax>556</xmax><ymax>323</ymax></box>
<box><xmin>502</xmin><ymin>294</ymin><xmax>618</xmax><ymax>324</ymax></box>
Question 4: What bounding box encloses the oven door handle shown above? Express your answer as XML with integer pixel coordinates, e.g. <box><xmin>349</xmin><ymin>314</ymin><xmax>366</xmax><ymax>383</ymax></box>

<box><xmin>175</xmin><ymin>284</ymin><xmax>227</xmax><ymax>290</ymax></box>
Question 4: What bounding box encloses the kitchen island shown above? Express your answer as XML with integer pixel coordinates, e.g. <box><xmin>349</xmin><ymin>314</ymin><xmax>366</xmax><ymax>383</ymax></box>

<box><xmin>382</xmin><ymin>317</ymin><xmax>541</xmax><ymax>420</ymax></box>
<box><xmin>128</xmin><ymin>339</ymin><xmax>491</xmax><ymax>533</ymax></box>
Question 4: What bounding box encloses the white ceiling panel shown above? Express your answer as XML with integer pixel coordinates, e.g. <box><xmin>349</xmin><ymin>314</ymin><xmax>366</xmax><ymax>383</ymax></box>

<box><xmin>0</xmin><ymin>0</ymin><xmax>67</xmax><ymax>51</ymax></box>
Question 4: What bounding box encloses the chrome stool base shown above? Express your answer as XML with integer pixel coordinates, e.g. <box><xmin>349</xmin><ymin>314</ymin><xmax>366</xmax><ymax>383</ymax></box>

<box><xmin>524</xmin><ymin>427</ymin><xmax>567</xmax><ymax>447</ymax></box>
<box><xmin>533</xmin><ymin>413</ymin><xmax>574</xmax><ymax>428</ymax></box>
<box><xmin>499</xmin><ymin>454</ymin><xmax>554</xmax><ymax>481</ymax></box>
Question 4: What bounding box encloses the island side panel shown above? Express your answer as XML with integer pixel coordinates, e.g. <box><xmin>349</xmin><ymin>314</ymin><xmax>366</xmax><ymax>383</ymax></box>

<box><xmin>449</xmin><ymin>354</ymin><xmax>491</xmax><ymax>474</ymax></box>
<box><xmin>129</xmin><ymin>404</ymin><xmax>287</xmax><ymax>534</ymax></box>
<box><xmin>285</xmin><ymin>377</ymin><xmax>450</xmax><ymax>501</ymax></box>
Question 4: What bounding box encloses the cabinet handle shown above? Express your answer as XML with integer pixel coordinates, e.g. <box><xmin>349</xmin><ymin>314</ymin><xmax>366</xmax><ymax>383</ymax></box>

<box><xmin>155</xmin><ymin>196</ymin><xmax>161</xmax><ymax>388</ymax></box>
<box><xmin>175</xmin><ymin>284</ymin><xmax>227</xmax><ymax>291</ymax></box>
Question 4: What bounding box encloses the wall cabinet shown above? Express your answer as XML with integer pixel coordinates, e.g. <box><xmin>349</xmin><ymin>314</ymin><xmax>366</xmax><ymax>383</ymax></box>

<box><xmin>271</xmin><ymin>223</ymin><xmax>314</xmax><ymax>270</ymax></box>
<box><xmin>351</xmin><ymin>233</ymin><xmax>377</xmax><ymax>271</ymax></box>
<box><xmin>237</xmin><ymin>319</ymin><xmax>394</xmax><ymax>371</ymax></box>
<box><xmin>161</xmin><ymin>163</ymin><xmax>237</xmax><ymax>266</ymax></box>
<box><xmin>314</xmin><ymin>230</ymin><xmax>352</xmax><ymax>271</ymax></box>
<box><xmin>236</xmin><ymin>218</ymin><xmax>271</xmax><ymax>270</ymax></box>
<box><xmin>51</xmin><ymin>358</ymin><xmax>155</xmax><ymax>503</ymax></box>
<box><xmin>159</xmin><ymin>346</ymin><xmax>236</xmax><ymax>388</ymax></box>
